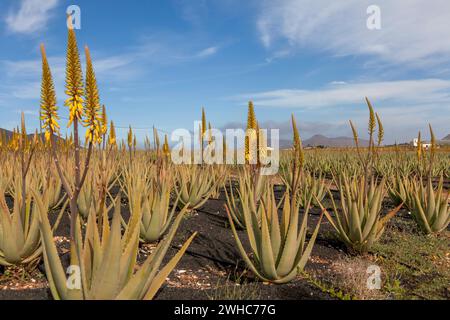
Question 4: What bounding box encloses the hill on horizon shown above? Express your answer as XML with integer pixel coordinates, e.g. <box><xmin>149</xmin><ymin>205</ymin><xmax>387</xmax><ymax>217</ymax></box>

<box><xmin>303</xmin><ymin>134</ymin><xmax>369</xmax><ymax>148</ymax></box>
<box><xmin>279</xmin><ymin>134</ymin><xmax>369</xmax><ymax>148</ymax></box>
<box><xmin>0</xmin><ymin>128</ymin><xmax>63</xmax><ymax>143</ymax></box>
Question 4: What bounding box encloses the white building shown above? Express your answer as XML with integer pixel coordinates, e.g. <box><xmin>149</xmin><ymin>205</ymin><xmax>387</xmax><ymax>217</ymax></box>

<box><xmin>412</xmin><ymin>138</ymin><xmax>432</xmax><ymax>149</ymax></box>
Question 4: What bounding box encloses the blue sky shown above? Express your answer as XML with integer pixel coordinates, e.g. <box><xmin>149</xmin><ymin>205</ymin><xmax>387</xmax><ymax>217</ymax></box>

<box><xmin>1</xmin><ymin>0</ymin><xmax>450</xmax><ymax>144</ymax></box>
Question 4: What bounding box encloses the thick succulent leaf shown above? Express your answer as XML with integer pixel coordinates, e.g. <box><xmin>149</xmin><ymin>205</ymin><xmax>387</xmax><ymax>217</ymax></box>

<box><xmin>89</xmin><ymin>204</ymin><xmax>122</xmax><ymax>299</ymax></box>
<box><xmin>269</xmin><ymin>195</ymin><xmax>281</xmax><ymax>263</ymax></box>
<box><xmin>413</xmin><ymin>194</ymin><xmax>432</xmax><ymax>234</ymax></box>
<box><xmin>276</xmin><ymin>193</ymin><xmax>300</xmax><ymax>276</ymax></box>
<box><xmin>296</xmin><ymin>213</ymin><xmax>323</xmax><ymax>271</ymax></box>
<box><xmin>258</xmin><ymin>206</ymin><xmax>278</xmax><ymax>279</ymax></box>
<box><xmin>20</xmin><ymin>203</ymin><xmax>41</xmax><ymax>260</ymax></box>
<box><xmin>349</xmin><ymin>200</ymin><xmax>363</xmax><ymax>242</ymax></box>
<box><xmin>35</xmin><ymin>192</ymin><xmax>68</xmax><ymax>299</ymax></box>
<box><xmin>225</xmin><ymin>205</ymin><xmax>269</xmax><ymax>282</ymax></box>
<box><xmin>116</xmin><ymin>210</ymin><xmax>189</xmax><ymax>299</ymax></box>
<box><xmin>143</xmin><ymin>232</ymin><xmax>197</xmax><ymax>300</ymax></box>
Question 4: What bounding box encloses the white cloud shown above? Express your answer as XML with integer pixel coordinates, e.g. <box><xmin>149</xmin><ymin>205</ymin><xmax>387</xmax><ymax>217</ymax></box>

<box><xmin>257</xmin><ymin>0</ymin><xmax>450</xmax><ymax>66</ymax></box>
<box><xmin>234</xmin><ymin>79</ymin><xmax>450</xmax><ymax>108</ymax></box>
<box><xmin>87</xmin><ymin>54</ymin><xmax>136</xmax><ymax>75</ymax></box>
<box><xmin>6</xmin><ymin>0</ymin><xmax>59</xmax><ymax>34</ymax></box>
<box><xmin>3</xmin><ymin>57</ymin><xmax>65</xmax><ymax>80</ymax></box>
<box><xmin>0</xmin><ymin>31</ymin><xmax>221</xmax><ymax>107</ymax></box>
<box><xmin>232</xmin><ymin>78</ymin><xmax>450</xmax><ymax>143</ymax></box>
<box><xmin>11</xmin><ymin>81</ymin><xmax>41</xmax><ymax>100</ymax></box>
<box><xmin>1</xmin><ymin>52</ymin><xmax>136</xmax><ymax>96</ymax></box>
<box><xmin>196</xmin><ymin>46</ymin><xmax>218</xmax><ymax>58</ymax></box>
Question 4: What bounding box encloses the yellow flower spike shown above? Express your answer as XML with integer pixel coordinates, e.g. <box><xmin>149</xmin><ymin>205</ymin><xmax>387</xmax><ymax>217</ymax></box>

<box><xmin>65</xmin><ymin>23</ymin><xmax>84</xmax><ymax>127</ymax></box>
<box><xmin>33</xmin><ymin>129</ymin><xmax>40</xmax><ymax>147</ymax></box>
<box><xmin>375</xmin><ymin>112</ymin><xmax>384</xmax><ymax>147</ymax></box>
<box><xmin>39</xmin><ymin>44</ymin><xmax>60</xmax><ymax>141</ymax></box>
<box><xmin>201</xmin><ymin>107</ymin><xmax>207</xmax><ymax>137</ymax></box>
<box><xmin>163</xmin><ymin>134</ymin><xmax>170</xmax><ymax>157</ymax></box>
<box><xmin>291</xmin><ymin>114</ymin><xmax>304</xmax><ymax>168</ymax></box>
<box><xmin>365</xmin><ymin>97</ymin><xmax>376</xmax><ymax>137</ymax></box>
<box><xmin>429</xmin><ymin>124</ymin><xmax>436</xmax><ymax>156</ymax></box>
<box><xmin>9</xmin><ymin>129</ymin><xmax>19</xmax><ymax>152</ymax></box>
<box><xmin>101</xmin><ymin>105</ymin><xmax>108</xmax><ymax>136</ymax></box>
<box><xmin>245</xmin><ymin>101</ymin><xmax>257</xmax><ymax>163</ymax></box>
<box><xmin>417</xmin><ymin>131</ymin><xmax>422</xmax><ymax>161</ymax></box>
<box><xmin>20</xmin><ymin>112</ymin><xmax>29</xmax><ymax>151</ymax></box>
<box><xmin>127</xmin><ymin>126</ymin><xmax>133</xmax><ymax>148</ymax></box>
<box><xmin>83</xmin><ymin>46</ymin><xmax>102</xmax><ymax>144</ymax></box>
<box><xmin>108</xmin><ymin>120</ymin><xmax>117</xmax><ymax>147</ymax></box>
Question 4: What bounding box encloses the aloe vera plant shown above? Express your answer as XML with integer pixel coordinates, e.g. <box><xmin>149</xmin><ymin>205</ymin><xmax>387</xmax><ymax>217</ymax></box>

<box><xmin>77</xmin><ymin>176</ymin><xmax>101</xmax><ymax>220</ymax></box>
<box><xmin>300</xmin><ymin>171</ymin><xmax>329</xmax><ymax>207</ymax></box>
<box><xmin>225</xmin><ymin>181</ymin><xmax>253</xmax><ymax>230</ymax></box>
<box><xmin>175</xmin><ymin>165</ymin><xmax>217</xmax><ymax>211</ymax></box>
<box><xmin>387</xmin><ymin>174</ymin><xmax>414</xmax><ymax>209</ymax></box>
<box><xmin>209</xmin><ymin>165</ymin><xmax>228</xmax><ymax>199</ymax></box>
<box><xmin>122</xmin><ymin>162</ymin><xmax>169</xmax><ymax>242</ymax></box>
<box><xmin>121</xmin><ymin>161</ymin><xmax>151</xmax><ymax>213</ymax></box>
<box><xmin>224</xmin><ymin>169</ymin><xmax>264</xmax><ymax>229</ymax></box>
<box><xmin>0</xmin><ymin>191</ymin><xmax>41</xmax><ymax>267</ymax></box>
<box><xmin>139</xmin><ymin>183</ymin><xmax>185</xmax><ymax>243</ymax></box>
<box><xmin>410</xmin><ymin>176</ymin><xmax>449</xmax><ymax>234</ymax></box>
<box><xmin>226</xmin><ymin>184</ymin><xmax>322</xmax><ymax>284</ymax></box>
<box><xmin>0</xmin><ymin>184</ymin><xmax>66</xmax><ymax>267</ymax></box>
<box><xmin>317</xmin><ymin>175</ymin><xmax>402</xmax><ymax>254</ymax></box>
<box><xmin>126</xmin><ymin>168</ymin><xmax>186</xmax><ymax>243</ymax></box>
<box><xmin>36</xmin><ymin>195</ymin><xmax>196</xmax><ymax>300</ymax></box>
<box><xmin>45</xmin><ymin>174</ymin><xmax>64</xmax><ymax>209</ymax></box>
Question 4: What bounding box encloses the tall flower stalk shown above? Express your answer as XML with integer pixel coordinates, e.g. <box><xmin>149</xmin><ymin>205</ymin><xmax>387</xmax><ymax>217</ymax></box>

<box><xmin>39</xmin><ymin>45</ymin><xmax>60</xmax><ymax>142</ymax></box>
<box><xmin>40</xmin><ymin>25</ymin><xmax>101</xmax><ymax>243</ymax></box>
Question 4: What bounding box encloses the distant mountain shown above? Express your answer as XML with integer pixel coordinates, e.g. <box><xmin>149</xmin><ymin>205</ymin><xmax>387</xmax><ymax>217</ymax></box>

<box><xmin>0</xmin><ymin>128</ymin><xmax>14</xmax><ymax>140</ymax></box>
<box><xmin>443</xmin><ymin>134</ymin><xmax>450</xmax><ymax>140</ymax></box>
<box><xmin>303</xmin><ymin>134</ymin><xmax>369</xmax><ymax>148</ymax></box>
<box><xmin>279</xmin><ymin>134</ymin><xmax>369</xmax><ymax>149</ymax></box>
<box><xmin>0</xmin><ymin>128</ymin><xmax>63</xmax><ymax>143</ymax></box>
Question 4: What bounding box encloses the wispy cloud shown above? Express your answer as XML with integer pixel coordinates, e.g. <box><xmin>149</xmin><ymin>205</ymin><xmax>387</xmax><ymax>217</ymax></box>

<box><xmin>196</xmin><ymin>46</ymin><xmax>218</xmax><ymax>58</ymax></box>
<box><xmin>232</xmin><ymin>78</ymin><xmax>450</xmax><ymax>143</ymax></box>
<box><xmin>233</xmin><ymin>79</ymin><xmax>450</xmax><ymax>108</ymax></box>
<box><xmin>0</xmin><ymin>52</ymin><xmax>137</xmax><ymax>103</ymax></box>
<box><xmin>5</xmin><ymin>0</ymin><xmax>59</xmax><ymax>34</ymax></box>
<box><xmin>0</xmin><ymin>31</ymin><xmax>221</xmax><ymax>104</ymax></box>
<box><xmin>257</xmin><ymin>0</ymin><xmax>450</xmax><ymax>67</ymax></box>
